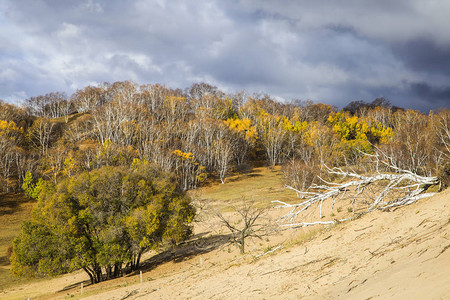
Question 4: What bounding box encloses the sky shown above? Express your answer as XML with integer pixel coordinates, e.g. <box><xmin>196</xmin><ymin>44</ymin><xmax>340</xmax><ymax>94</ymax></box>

<box><xmin>1</xmin><ymin>0</ymin><xmax>450</xmax><ymax>111</ymax></box>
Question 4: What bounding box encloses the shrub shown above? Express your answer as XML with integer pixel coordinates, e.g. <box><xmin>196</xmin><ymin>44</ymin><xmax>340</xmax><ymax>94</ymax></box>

<box><xmin>282</xmin><ymin>159</ymin><xmax>317</xmax><ymax>191</ymax></box>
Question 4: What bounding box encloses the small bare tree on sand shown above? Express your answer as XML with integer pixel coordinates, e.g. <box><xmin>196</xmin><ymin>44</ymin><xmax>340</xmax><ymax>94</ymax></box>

<box><xmin>215</xmin><ymin>199</ymin><xmax>273</xmax><ymax>254</ymax></box>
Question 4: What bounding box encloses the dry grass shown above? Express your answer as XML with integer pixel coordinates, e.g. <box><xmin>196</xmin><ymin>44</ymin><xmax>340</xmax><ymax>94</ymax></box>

<box><xmin>0</xmin><ymin>193</ymin><xmax>35</xmax><ymax>291</ymax></box>
<box><xmin>190</xmin><ymin>166</ymin><xmax>295</xmax><ymax>209</ymax></box>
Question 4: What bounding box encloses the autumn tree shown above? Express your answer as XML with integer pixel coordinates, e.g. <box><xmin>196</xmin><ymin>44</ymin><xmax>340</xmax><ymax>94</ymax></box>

<box><xmin>295</xmin><ymin>100</ymin><xmax>336</xmax><ymax>124</ymax></box>
<box><xmin>433</xmin><ymin>109</ymin><xmax>450</xmax><ymax>160</ymax></box>
<box><xmin>191</xmin><ymin>94</ymin><xmax>235</xmax><ymax>120</ymax></box>
<box><xmin>282</xmin><ymin>131</ymin><xmax>316</xmax><ymax>190</ymax></box>
<box><xmin>383</xmin><ymin>110</ymin><xmax>432</xmax><ymax>175</ymax></box>
<box><xmin>0</xmin><ymin>120</ymin><xmax>24</xmax><ymax>192</ymax></box>
<box><xmin>187</xmin><ymin>82</ymin><xmax>224</xmax><ymax>103</ymax></box>
<box><xmin>227</xmin><ymin>90</ymin><xmax>249</xmax><ymax>114</ymax></box>
<box><xmin>25</xmin><ymin>92</ymin><xmax>73</xmax><ymax>120</ymax></box>
<box><xmin>361</xmin><ymin>105</ymin><xmax>394</xmax><ymax>130</ymax></box>
<box><xmin>257</xmin><ymin>112</ymin><xmax>287</xmax><ymax>166</ymax></box>
<box><xmin>162</xmin><ymin>96</ymin><xmax>189</xmax><ymax>125</ymax></box>
<box><xmin>343</xmin><ymin>97</ymin><xmax>392</xmax><ymax>117</ymax></box>
<box><xmin>282</xmin><ymin>117</ymin><xmax>310</xmax><ymax>160</ymax></box>
<box><xmin>213</xmin><ymin>130</ymin><xmax>233</xmax><ymax>184</ymax></box>
<box><xmin>0</xmin><ymin>100</ymin><xmax>28</xmax><ymax>125</ymax></box>
<box><xmin>2</xmin><ymin>80</ymin><xmax>446</xmax><ymax>198</ymax></box>
<box><xmin>304</xmin><ymin>121</ymin><xmax>338</xmax><ymax>169</ymax></box>
<box><xmin>327</xmin><ymin>111</ymin><xmax>392</xmax><ymax>165</ymax></box>
<box><xmin>172</xmin><ymin>150</ymin><xmax>207</xmax><ymax>191</ymax></box>
<box><xmin>138</xmin><ymin>121</ymin><xmax>177</xmax><ymax>172</ymax></box>
<box><xmin>27</xmin><ymin>118</ymin><xmax>57</xmax><ymax>156</ymax></box>
<box><xmin>41</xmin><ymin>144</ymin><xmax>67</xmax><ymax>183</ymax></box>
<box><xmin>72</xmin><ymin>85</ymin><xmax>106</xmax><ymax>113</ymax></box>
<box><xmin>225</xmin><ymin>117</ymin><xmax>258</xmax><ymax>166</ymax></box>
<box><xmin>11</xmin><ymin>164</ymin><xmax>195</xmax><ymax>284</ymax></box>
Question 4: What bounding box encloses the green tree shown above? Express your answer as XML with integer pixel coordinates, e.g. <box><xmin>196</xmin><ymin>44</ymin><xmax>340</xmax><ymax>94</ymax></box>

<box><xmin>21</xmin><ymin>171</ymin><xmax>35</xmax><ymax>198</ymax></box>
<box><xmin>21</xmin><ymin>171</ymin><xmax>46</xmax><ymax>200</ymax></box>
<box><xmin>11</xmin><ymin>164</ymin><xmax>195</xmax><ymax>284</ymax></box>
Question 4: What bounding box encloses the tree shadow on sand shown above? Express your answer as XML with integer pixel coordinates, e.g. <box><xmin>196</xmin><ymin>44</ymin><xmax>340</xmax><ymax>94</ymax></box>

<box><xmin>58</xmin><ymin>279</ymin><xmax>91</xmax><ymax>293</ymax></box>
<box><xmin>58</xmin><ymin>232</ymin><xmax>232</xmax><ymax>292</ymax></box>
<box><xmin>137</xmin><ymin>232</ymin><xmax>232</xmax><ymax>273</ymax></box>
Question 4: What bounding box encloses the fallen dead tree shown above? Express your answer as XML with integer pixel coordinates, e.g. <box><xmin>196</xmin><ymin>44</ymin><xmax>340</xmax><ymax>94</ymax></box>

<box><xmin>273</xmin><ymin>152</ymin><xmax>440</xmax><ymax>228</ymax></box>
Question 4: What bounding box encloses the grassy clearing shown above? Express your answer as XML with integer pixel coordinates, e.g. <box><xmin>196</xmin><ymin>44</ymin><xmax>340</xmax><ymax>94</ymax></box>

<box><xmin>191</xmin><ymin>166</ymin><xmax>296</xmax><ymax>209</ymax></box>
<box><xmin>0</xmin><ymin>193</ymin><xmax>35</xmax><ymax>291</ymax></box>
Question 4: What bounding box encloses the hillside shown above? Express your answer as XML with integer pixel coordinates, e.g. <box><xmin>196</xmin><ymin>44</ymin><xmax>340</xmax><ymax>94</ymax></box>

<box><xmin>0</xmin><ymin>193</ymin><xmax>35</xmax><ymax>291</ymax></box>
<box><xmin>1</xmin><ymin>167</ymin><xmax>449</xmax><ymax>299</ymax></box>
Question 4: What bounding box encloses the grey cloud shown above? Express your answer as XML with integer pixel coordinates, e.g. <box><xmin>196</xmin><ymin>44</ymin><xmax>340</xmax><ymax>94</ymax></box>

<box><xmin>392</xmin><ymin>38</ymin><xmax>450</xmax><ymax>77</ymax></box>
<box><xmin>0</xmin><ymin>0</ymin><xmax>449</xmax><ymax>111</ymax></box>
<box><xmin>410</xmin><ymin>82</ymin><xmax>450</xmax><ymax>107</ymax></box>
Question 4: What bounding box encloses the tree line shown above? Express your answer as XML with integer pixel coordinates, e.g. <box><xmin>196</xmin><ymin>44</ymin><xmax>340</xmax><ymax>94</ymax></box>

<box><xmin>0</xmin><ymin>81</ymin><xmax>448</xmax><ymax>193</ymax></box>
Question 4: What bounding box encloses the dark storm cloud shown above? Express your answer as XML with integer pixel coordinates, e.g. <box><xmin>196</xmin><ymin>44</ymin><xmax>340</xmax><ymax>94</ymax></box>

<box><xmin>409</xmin><ymin>82</ymin><xmax>450</xmax><ymax>109</ymax></box>
<box><xmin>412</xmin><ymin>83</ymin><xmax>450</xmax><ymax>99</ymax></box>
<box><xmin>1</xmin><ymin>0</ymin><xmax>449</xmax><ymax>111</ymax></box>
<box><xmin>392</xmin><ymin>38</ymin><xmax>450</xmax><ymax>76</ymax></box>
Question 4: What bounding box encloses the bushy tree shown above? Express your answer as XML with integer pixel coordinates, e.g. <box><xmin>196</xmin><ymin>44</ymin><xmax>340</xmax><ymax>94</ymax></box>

<box><xmin>11</xmin><ymin>164</ymin><xmax>195</xmax><ymax>284</ymax></box>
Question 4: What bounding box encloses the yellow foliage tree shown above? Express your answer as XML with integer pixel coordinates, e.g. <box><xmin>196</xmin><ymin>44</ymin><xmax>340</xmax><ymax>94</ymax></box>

<box><xmin>172</xmin><ymin>150</ymin><xmax>206</xmax><ymax>190</ymax></box>
<box><xmin>225</xmin><ymin>118</ymin><xmax>258</xmax><ymax>143</ymax></box>
<box><xmin>328</xmin><ymin>111</ymin><xmax>393</xmax><ymax>144</ymax></box>
<box><xmin>0</xmin><ymin>120</ymin><xmax>23</xmax><ymax>140</ymax></box>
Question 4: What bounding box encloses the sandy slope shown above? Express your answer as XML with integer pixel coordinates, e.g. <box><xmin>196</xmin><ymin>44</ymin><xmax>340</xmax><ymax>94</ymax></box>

<box><xmin>3</xmin><ymin>189</ymin><xmax>449</xmax><ymax>299</ymax></box>
<box><xmin>81</xmin><ymin>189</ymin><xmax>449</xmax><ymax>300</ymax></box>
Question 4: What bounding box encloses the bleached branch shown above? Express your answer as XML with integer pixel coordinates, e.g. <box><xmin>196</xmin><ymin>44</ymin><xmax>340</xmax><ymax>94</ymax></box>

<box><xmin>274</xmin><ymin>152</ymin><xmax>440</xmax><ymax>228</ymax></box>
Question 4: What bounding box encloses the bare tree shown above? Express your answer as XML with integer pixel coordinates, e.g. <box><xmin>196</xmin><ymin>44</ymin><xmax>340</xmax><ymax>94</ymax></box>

<box><xmin>274</xmin><ymin>152</ymin><xmax>440</xmax><ymax>229</ymax></box>
<box><xmin>282</xmin><ymin>159</ymin><xmax>317</xmax><ymax>191</ymax></box>
<box><xmin>27</xmin><ymin>118</ymin><xmax>56</xmax><ymax>155</ymax></box>
<box><xmin>434</xmin><ymin>109</ymin><xmax>450</xmax><ymax>159</ymax></box>
<box><xmin>213</xmin><ymin>138</ymin><xmax>233</xmax><ymax>184</ymax></box>
<box><xmin>258</xmin><ymin>113</ymin><xmax>286</xmax><ymax>166</ymax></box>
<box><xmin>63</xmin><ymin>114</ymin><xmax>93</xmax><ymax>143</ymax></box>
<box><xmin>25</xmin><ymin>92</ymin><xmax>69</xmax><ymax>119</ymax></box>
<box><xmin>387</xmin><ymin>110</ymin><xmax>431</xmax><ymax>175</ymax></box>
<box><xmin>215</xmin><ymin>199</ymin><xmax>272</xmax><ymax>254</ymax></box>
<box><xmin>161</xmin><ymin>96</ymin><xmax>188</xmax><ymax>126</ymax></box>
<box><xmin>187</xmin><ymin>82</ymin><xmax>223</xmax><ymax>102</ymax></box>
<box><xmin>0</xmin><ymin>148</ymin><xmax>15</xmax><ymax>192</ymax></box>
<box><xmin>72</xmin><ymin>86</ymin><xmax>105</xmax><ymax>113</ymax></box>
<box><xmin>183</xmin><ymin>118</ymin><xmax>217</xmax><ymax>171</ymax></box>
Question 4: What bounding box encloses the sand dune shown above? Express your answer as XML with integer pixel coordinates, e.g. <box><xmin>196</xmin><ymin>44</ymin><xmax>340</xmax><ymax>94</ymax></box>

<box><xmin>78</xmin><ymin>189</ymin><xmax>449</xmax><ymax>300</ymax></box>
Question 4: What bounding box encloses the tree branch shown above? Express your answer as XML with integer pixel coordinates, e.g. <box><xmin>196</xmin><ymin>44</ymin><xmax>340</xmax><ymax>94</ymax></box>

<box><xmin>274</xmin><ymin>152</ymin><xmax>440</xmax><ymax>228</ymax></box>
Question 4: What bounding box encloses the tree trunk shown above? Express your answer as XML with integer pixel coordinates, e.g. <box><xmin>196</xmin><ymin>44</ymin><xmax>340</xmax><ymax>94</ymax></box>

<box><xmin>94</xmin><ymin>265</ymin><xmax>102</xmax><ymax>283</ymax></box>
<box><xmin>83</xmin><ymin>267</ymin><xmax>94</xmax><ymax>285</ymax></box>
<box><xmin>135</xmin><ymin>252</ymin><xmax>142</xmax><ymax>270</ymax></box>
<box><xmin>114</xmin><ymin>262</ymin><xmax>122</xmax><ymax>277</ymax></box>
<box><xmin>239</xmin><ymin>234</ymin><xmax>245</xmax><ymax>254</ymax></box>
<box><xmin>105</xmin><ymin>265</ymin><xmax>112</xmax><ymax>280</ymax></box>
